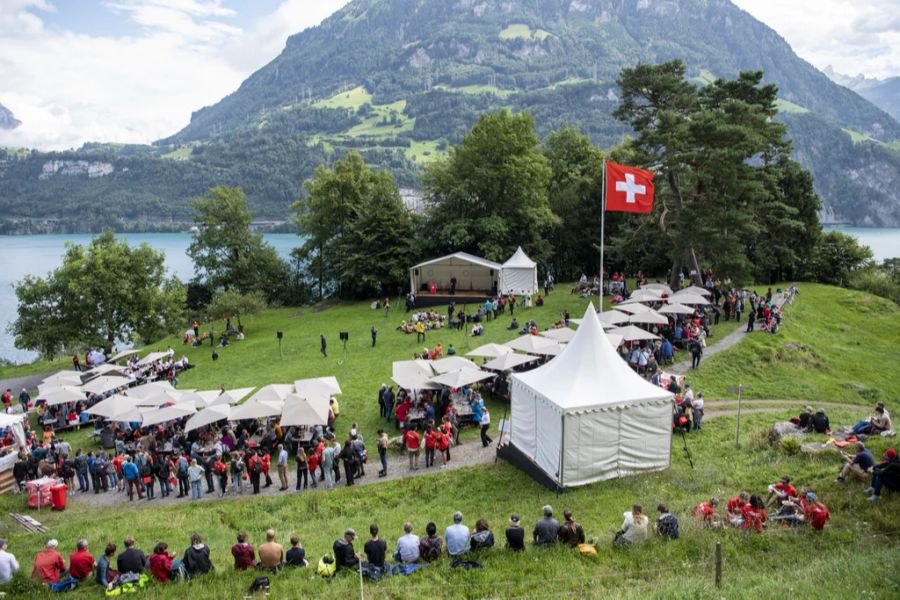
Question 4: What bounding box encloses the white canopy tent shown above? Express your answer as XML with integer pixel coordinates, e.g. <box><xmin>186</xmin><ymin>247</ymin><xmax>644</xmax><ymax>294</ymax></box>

<box><xmin>504</xmin><ymin>304</ymin><xmax>673</xmax><ymax>490</ymax></box>
<box><xmin>500</xmin><ymin>246</ymin><xmax>538</xmax><ymax>295</ymax></box>
<box><xmin>409</xmin><ymin>252</ymin><xmax>501</xmax><ymax>294</ymax></box>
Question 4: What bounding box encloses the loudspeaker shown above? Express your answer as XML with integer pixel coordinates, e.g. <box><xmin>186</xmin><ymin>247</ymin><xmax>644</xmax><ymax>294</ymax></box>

<box><xmin>339</xmin><ymin>331</ymin><xmax>349</xmax><ymax>341</ymax></box>
<box><xmin>276</xmin><ymin>330</ymin><xmax>283</xmax><ymax>340</ymax></box>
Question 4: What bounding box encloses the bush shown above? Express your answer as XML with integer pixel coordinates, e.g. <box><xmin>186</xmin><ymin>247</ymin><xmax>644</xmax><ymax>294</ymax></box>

<box><xmin>849</xmin><ymin>269</ymin><xmax>900</xmax><ymax>305</ymax></box>
<box><xmin>206</xmin><ymin>290</ymin><xmax>268</xmax><ymax>321</ymax></box>
<box><xmin>781</xmin><ymin>436</ymin><xmax>801</xmax><ymax>456</ymax></box>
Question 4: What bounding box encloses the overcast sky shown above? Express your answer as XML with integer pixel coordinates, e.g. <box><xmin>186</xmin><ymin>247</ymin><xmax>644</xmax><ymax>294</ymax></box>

<box><xmin>0</xmin><ymin>0</ymin><xmax>897</xmax><ymax>150</ymax></box>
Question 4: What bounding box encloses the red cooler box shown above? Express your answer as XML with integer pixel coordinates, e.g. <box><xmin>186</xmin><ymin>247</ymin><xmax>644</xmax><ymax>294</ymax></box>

<box><xmin>50</xmin><ymin>483</ymin><xmax>68</xmax><ymax>511</ymax></box>
<box><xmin>26</xmin><ymin>478</ymin><xmax>54</xmax><ymax>508</ymax></box>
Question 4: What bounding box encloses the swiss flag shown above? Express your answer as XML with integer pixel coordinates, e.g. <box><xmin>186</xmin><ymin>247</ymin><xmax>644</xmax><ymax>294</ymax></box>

<box><xmin>605</xmin><ymin>161</ymin><xmax>655</xmax><ymax>213</ymax></box>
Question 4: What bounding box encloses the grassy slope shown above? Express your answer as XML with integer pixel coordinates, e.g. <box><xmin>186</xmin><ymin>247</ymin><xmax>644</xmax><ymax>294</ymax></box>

<box><xmin>2</xmin><ymin>284</ymin><xmax>899</xmax><ymax>597</ymax></box>
<box><xmin>690</xmin><ymin>283</ymin><xmax>900</xmax><ymax>403</ymax></box>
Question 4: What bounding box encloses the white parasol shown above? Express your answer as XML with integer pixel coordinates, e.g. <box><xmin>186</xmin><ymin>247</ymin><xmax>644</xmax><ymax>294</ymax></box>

<box><xmin>466</xmin><ymin>343</ymin><xmax>513</xmax><ymax>358</ymax></box>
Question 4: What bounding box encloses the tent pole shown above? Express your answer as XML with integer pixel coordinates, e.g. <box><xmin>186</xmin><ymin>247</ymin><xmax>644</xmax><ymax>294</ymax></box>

<box><xmin>599</xmin><ymin>160</ymin><xmax>606</xmax><ymax>315</ymax></box>
<box><xmin>558</xmin><ymin>411</ymin><xmax>565</xmax><ymax>492</ymax></box>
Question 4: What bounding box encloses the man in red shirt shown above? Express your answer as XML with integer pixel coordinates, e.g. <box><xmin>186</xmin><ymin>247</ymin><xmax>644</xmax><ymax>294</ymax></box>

<box><xmin>766</xmin><ymin>476</ymin><xmax>798</xmax><ymax>508</ymax></box>
<box><xmin>32</xmin><ymin>539</ymin><xmax>66</xmax><ymax>583</ymax></box>
<box><xmin>403</xmin><ymin>428</ymin><xmax>421</xmax><ymax>471</ymax></box>
<box><xmin>800</xmin><ymin>492</ymin><xmax>830</xmax><ymax>530</ymax></box>
<box><xmin>424</xmin><ymin>425</ymin><xmax>438</xmax><ymax>468</ymax></box>
<box><xmin>68</xmin><ymin>538</ymin><xmax>94</xmax><ymax>580</ymax></box>
<box><xmin>1</xmin><ymin>389</ymin><xmax>11</xmax><ymax>410</ymax></box>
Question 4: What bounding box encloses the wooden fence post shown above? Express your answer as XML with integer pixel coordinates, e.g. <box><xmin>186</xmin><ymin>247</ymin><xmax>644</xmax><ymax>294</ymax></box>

<box><xmin>715</xmin><ymin>541</ymin><xmax>722</xmax><ymax>588</ymax></box>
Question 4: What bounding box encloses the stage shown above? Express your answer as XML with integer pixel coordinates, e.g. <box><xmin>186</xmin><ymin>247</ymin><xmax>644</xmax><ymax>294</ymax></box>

<box><xmin>411</xmin><ymin>291</ymin><xmax>492</xmax><ymax>308</ymax></box>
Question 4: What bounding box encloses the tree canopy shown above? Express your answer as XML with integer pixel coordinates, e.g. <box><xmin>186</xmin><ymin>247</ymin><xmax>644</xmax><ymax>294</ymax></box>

<box><xmin>188</xmin><ymin>186</ymin><xmax>292</xmax><ymax>302</ymax></box>
<box><xmin>294</xmin><ymin>151</ymin><xmax>415</xmax><ymax>299</ymax></box>
<box><xmin>10</xmin><ymin>230</ymin><xmax>185</xmax><ymax>358</ymax></box>
<box><xmin>422</xmin><ymin>110</ymin><xmax>558</xmax><ymax>263</ymax></box>
<box><xmin>614</xmin><ymin>61</ymin><xmax>821</xmax><ymax>285</ymax></box>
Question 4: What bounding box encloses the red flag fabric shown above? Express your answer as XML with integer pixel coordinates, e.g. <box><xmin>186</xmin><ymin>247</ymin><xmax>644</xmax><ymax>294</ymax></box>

<box><xmin>604</xmin><ymin>161</ymin><xmax>655</xmax><ymax>213</ymax></box>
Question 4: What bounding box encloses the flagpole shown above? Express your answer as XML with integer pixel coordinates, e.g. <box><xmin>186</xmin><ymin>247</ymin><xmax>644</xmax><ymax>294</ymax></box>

<box><xmin>599</xmin><ymin>159</ymin><xmax>606</xmax><ymax>315</ymax></box>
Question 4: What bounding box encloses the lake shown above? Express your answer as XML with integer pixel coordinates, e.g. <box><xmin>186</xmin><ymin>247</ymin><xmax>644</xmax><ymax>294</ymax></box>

<box><xmin>0</xmin><ymin>233</ymin><xmax>300</xmax><ymax>365</ymax></box>
<box><xmin>1</xmin><ymin>228</ymin><xmax>898</xmax><ymax>364</ymax></box>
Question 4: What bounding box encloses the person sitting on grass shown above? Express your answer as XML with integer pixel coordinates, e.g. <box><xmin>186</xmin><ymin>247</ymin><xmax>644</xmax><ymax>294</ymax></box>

<box><xmin>533</xmin><ymin>505</ymin><xmax>560</xmax><ymax>546</ymax></box>
<box><xmin>364</xmin><ymin>524</ymin><xmax>388</xmax><ymax>574</ymax></box>
<box><xmin>778</xmin><ymin>489</ymin><xmax>830</xmax><ymax>530</ymax></box>
<box><xmin>797</xmin><ymin>406</ymin><xmax>814</xmax><ymax>431</ymax></box>
<box><xmin>812</xmin><ymin>409</ymin><xmax>830</xmax><ymax>434</ymax></box>
<box><xmin>182</xmin><ymin>533</ymin><xmax>212</xmax><ymax>578</ymax></box>
<box><xmin>692</xmin><ymin>497</ymin><xmax>721</xmax><ymax>528</ymax></box>
<box><xmin>867</xmin><ymin>448</ymin><xmax>900</xmax><ymax>502</ymax></box>
<box><xmin>148</xmin><ymin>542</ymin><xmax>177</xmax><ymax>582</ymax></box>
<box><xmin>445</xmin><ymin>512</ymin><xmax>469</xmax><ymax>557</ymax></box>
<box><xmin>726</xmin><ymin>492</ymin><xmax>750</xmax><ymax>527</ymax></box>
<box><xmin>851</xmin><ymin>403</ymin><xmax>893</xmax><ymax>435</ymax></box>
<box><xmin>333</xmin><ymin>529</ymin><xmax>359</xmax><ymax>572</ymax></box>
<box><xmin>836</xmin><ymin>441</ymin><xmax>875</xmax><ymax>484</ymax></box>
<box><xmin>419</xmin><ymin>522</ymin><xmax>443</xmax><ymax>563</ymax></box>
<box><xmin>257</xmin><ymin>529</ymin><xmax>284</xmax><ymax>571</ymax></box>
<box><xmin>614</xmin><ymin>505</ymin><xmax>649</xmax><ymax>546</ymax></box>
<box><xmin>505</xmin><ymin>515</ymin><xmax>525</xmax><ymax>551</ymax></box>
<box><xmin>230</xmin><ymin>531</ymin><xmax>255</xmax><ymax>571</ymax></box>
<box><xmin>68</xmin><ymin>538</ymin><xmax>94</xmax><ymax>582</ymax></box>
<box><xmin>116</xmin><ymin>536</ymin><xmax>147</xmax><ymax>577</ymax></box>
<box><xmin>557</xmin><ymin>509</ymin><xmax>586</xmax><ymax>547</ymax></box>
<box><xmin>765</xmin><ymin>476</ymin><xmax>798</xmax><ymax>508</ymax></box>
<box><xmin>741</xmin><ymin>494</ymin><xmax>768</xmax><ymax>533</ymax></box>
<box><xmin>394</xmin><ymin>522</ymin><xmax>420</xmax><ymax>564</ymax></box>
<box><xmin>285</xmin><ymin>535</ymin><xmax>308</xmax><ymax>567</ymax></box>
<box><xmin>655</xmin><ymin>504</ymin><xmax>680</xmax><ymax>540</ymax></box>
<box><xmin>469</xmin><ymin>519</ymin><xmax>495</xmax><ymax>551</ymax></box>
<box><xmin>96</xmin><ymin>543</ymin><xmax>117</xmax><ymax>588</ymax></box>
<box><xmin>32</xmin><ymin>539</ymin><xmax>66</xmax><ymax>584</ymax></box>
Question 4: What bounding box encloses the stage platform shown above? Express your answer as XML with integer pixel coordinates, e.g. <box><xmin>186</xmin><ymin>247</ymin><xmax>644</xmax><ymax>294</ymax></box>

<box><xmin>412</xmin><ymin>291</ymin><xmax>491</xmax><ymax>308</ymax></box>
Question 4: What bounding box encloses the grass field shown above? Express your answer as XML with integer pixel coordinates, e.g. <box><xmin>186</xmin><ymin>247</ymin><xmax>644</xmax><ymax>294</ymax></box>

<box><xmin>2</xmin><ymin>283</ymin><xmax>899</xmax><ymax>597</ymax></box>
<box><xmin>689</xmin><ymin>284</ymin><xmax>900</xmax><ymax>403</ymax></box>
<box><xmin>499</xmin><ymin>24</ymin><xmax>552</xmax><ymax>42</ymax></box>
<box><xmin>774</xmin><ymin>98</ymin><xmax>810</xmax><ymax>114</ymax></box>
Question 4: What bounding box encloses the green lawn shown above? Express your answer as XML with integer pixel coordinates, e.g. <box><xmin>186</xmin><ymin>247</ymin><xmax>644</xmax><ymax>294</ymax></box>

<box><xmin>313</xmin><ymin>86</ymin><xmax>373</xmax><ymax>110</ymax></box>
<box><xmin>3</xmin><ymin>284</ymin><xmax>899</xmax><ymax>598</ymax></box>
<box><xmin>3</xmin><ymin>408</ymin><xmax>897</xmax><ymax>599</ymax></box>
<box><xmin>690</xmin><ymin>283</ymin><xmax>900</xmax><ymax>402</ymax></box>
<box><xmin>499</xmin><ymin>23</ymin><xmax>552</xmax><ymax>42</ymax></box>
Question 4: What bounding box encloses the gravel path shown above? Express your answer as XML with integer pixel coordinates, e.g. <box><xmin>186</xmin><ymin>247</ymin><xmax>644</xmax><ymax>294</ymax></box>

<box><xmin>69</xmin><ymin>434</ymin><xmax>506</xmax><ymax>509</ymax></box>
<box><xmin>0</xmin><ymin>372</ymin><xmax>53</xmax><ymax>397</ymax></box>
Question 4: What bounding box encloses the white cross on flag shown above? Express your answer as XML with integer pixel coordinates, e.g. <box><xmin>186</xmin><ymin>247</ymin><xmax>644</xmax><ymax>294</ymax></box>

<box><xmin>604</xmin><ymin>161</ymin><xmax>655</xmax><ymax>213</ymax></box>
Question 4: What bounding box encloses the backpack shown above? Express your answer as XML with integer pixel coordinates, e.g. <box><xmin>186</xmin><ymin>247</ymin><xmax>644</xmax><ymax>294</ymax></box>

<box><xmin>316</xmin><ymin>555</ymin><xmax>336</xmax><ymax>578</ymax></box>
<box><xmin>50</xmin><ymin>576</ymin><xmax>79</xmax><ymax>592</ymax></box>
<box><xmin>247</xmin><ymin>576</ymin><xmax>270</xmax><ymax>593</ymax></box>
<box><xmin>251</xmin><ymin>458</ymin><xmax>263</xmax><ymax>475</ymax></box>
<box><xmin>177</xmin><ymin>458</ymin><xmax>188</xmax><ymax>476</ymax></box>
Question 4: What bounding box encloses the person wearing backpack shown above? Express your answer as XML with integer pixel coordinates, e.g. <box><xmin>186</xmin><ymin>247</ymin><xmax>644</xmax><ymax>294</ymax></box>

<box><xmin>230</xmin><ymin>452</ymin><xmax>245</xmax><ymax>495</ymax></box>
<box><xmin>155</xmin><ymin>458</ymin><xmax>171</xmax><ymax>498</ymax></box>
<box><xmin>91</xmin><ymin>452</ymin><xmax>108</xmax><ymax>493</ymax></box>
<box><xmin>176</xmin><ymin>453</ymin><xmax>190</xmax><ymax>498</ymax></box>
<box><xmin>74</xmin><ymin>449</ymin><xmax>89</xmax><ymax>493</ymax></box>
<box><xmin>248</xmin><ymin>451</ymin><xmax>263</xmax><ymax>495</ymax></box>
<box><xmin>140</xmin><ymin>456</ymin><xmax>155</xmax><ymax>500</ymax></box>
<box><xmin>213</xmin><ymin>456</ymin><xmax>228</xmax><ymax>497</ymax></box>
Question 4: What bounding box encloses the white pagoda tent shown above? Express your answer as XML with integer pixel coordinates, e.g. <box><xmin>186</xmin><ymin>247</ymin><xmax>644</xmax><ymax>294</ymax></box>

<box><xmin>500</xmin><ymin>246</ymin><xmax>538</xmax><ymax>295</ymax></box>
<box><xmin>501</xmin><ymin>304</ymin><xmax>673</xmax><ymax>490</ymax></box>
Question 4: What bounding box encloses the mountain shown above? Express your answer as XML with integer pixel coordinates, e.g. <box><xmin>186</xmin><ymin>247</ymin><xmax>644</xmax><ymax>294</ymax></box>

<box><xmin>0</xmin><ymin>102</ymin><xmax>21</xmax><ymax>130</ymax></box>
<box><xmin>824</xmin><ymin>65</ymin><xmax>900</xmax><ymax>124</ymax></box>
<box><xmin>2</xmin><ymin>0</ymin><xmax>900</xmax><ymax>229</ymax></box>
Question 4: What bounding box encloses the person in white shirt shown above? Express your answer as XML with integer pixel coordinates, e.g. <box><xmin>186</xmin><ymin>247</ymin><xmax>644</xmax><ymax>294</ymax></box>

<box><xmin>615</xmin><ymin>505</ymin><xmax>649</xmax><ymax>545</ymax></box>
<box><xmin>393</xmin><ymin>522</ymin><xmax>420</xmax><ymax>564</ymax></box>
<box><xmin>0</xmin><ymin>538</ymin><xmax>20</xmax><ymax>583</ymax></box>
<box><xmin>682</xmin><ymin>384</ymin><xmax>694</xmax><ymax>405</ymax></box>
<box><xmin>277</xmin><ymin>444</ymin><xmax>289</xmax><ymax>491</ymax></box>
<box><xmin>692</xmin><ymin>393</ymin><xmax>705</xmax><ymax>430</ymax></box>
<box><xmin>480</xmin><ymin>408</ymin><xmax>492</xmax><ymax>447</ymax></box>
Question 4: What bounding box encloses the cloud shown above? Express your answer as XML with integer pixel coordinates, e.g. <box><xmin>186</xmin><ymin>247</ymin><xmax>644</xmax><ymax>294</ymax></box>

<box><xmin>0</xmin><ymin>0</ymin><xmax>351</xmax><ymax>150</ymax></box>
<box><xmin>732</xmin><ymin>0</ymin><xmax>900</xmax><ymax>79</ymax></box>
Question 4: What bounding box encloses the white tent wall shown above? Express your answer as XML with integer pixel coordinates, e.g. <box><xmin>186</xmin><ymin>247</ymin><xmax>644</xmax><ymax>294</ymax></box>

<box><xmin>561</xmin><ymin>400</ymin><xmax>672</xmax><ymax>487</ymax></box>
<box><xmin>510</xmin><ymin>377</ymin><xmax>563</xmax><ymax>479</ymax></box>
<box><xmin>500</xmin><ymin>267</ymin><xmax>538</xmax><ymax>295</ymax></box>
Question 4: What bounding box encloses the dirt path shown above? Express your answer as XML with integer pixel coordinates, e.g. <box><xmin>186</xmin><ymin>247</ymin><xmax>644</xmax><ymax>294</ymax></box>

<box><xmin>669</xmin><ymin>289</ymin><xmax>794</xmax><ymax>375</ymax></box>
<box><xmin>70</xmin><ymin>434</ymin><xmax>505</xmax><ymax>509</ymax></box>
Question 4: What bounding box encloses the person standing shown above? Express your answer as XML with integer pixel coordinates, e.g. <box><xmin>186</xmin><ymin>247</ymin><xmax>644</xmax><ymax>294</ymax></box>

<box><xmin>376</xmin><ymin>429</ymin><xmax>389</xmax><ymax>478</ymax></box>
<box><xmin>339</xmin><ymin>437</ymin><xmax>355</xmax><ymax>487</ymax></box>
<box><xmin>692</xmin><ymin>393</ymin><xmax>705</xmax><ymax>430</ymax></box>
<box><xmin>122</xmin><ymin>456</ymin><xmax>143</xmax><ymax>501</ymax></box>
<box><xmin>320</xmin><ymin>334</ymin><xmax>327</xmax><ymax>358</ymax></box>
<box><xmin>480</xmin><ymin>408</ymin><xmax>493</xmax><ymax>447</ymax></box>
<box><xmin>188</xmin><ymin>459</ymin><xmax>205</xmax><ymax>500</ymax></box>
<box><xmin>322</xmin><ymin>442</ymin><xmax>336</xmax><ymax>489</ymax></box>
<box><xmin>690</xmin><ymin>340</ymin><xmax>703</xmax><ymax>369</ymax></box>
<box><xmin>371</xmin><ymin>326</ymin><xmax>378</xmax><ymax>347</ymax></box>
<box><xmin>383</xmin><ymin>386</ymin><xmax>395</xmax><ymax>425</ymax></box>
<box><xmin>404</xmin><ymin>427</ymin><xmax>421</xmax><ymax>471</ymax></box>
<box><xmin>276</xmin><ymin>444</ymin><xmax>289</xmax><ymax>491</ymax></box>
<box><xmin>295</xmin><ymin>448</ymin><xmax>308</xmax><ymax>491</ymax></box>
<box><xmin>18</xmin><ymin>388</ymin><xmax>30</xmax><ymax>414</ymax></box>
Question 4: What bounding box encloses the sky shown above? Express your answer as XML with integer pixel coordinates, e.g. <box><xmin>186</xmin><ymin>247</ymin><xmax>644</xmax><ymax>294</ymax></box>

<box><xmin>0</xmin><ymin>0</ymin><xmax>897</xmax><ymax>151</ymax></box>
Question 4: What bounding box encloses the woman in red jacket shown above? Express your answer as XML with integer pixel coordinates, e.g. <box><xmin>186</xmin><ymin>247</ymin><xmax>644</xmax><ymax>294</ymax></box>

<box><xmin>149</xmin><ymin>542</ymin><xmax>175</xmax><ymax>582</ymax></box>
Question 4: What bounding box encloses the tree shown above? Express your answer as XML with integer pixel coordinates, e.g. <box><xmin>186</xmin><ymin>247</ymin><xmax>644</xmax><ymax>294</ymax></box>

<box><xmin>294</xmin><ymin>152</ymin><xmax>415</xmax><ymax>298</ymax></box>
<box><xmin>614</xmin><ymin>62</ymin><xmax>811</xmax><ymax>287</ymax></box>
<box><xmin>422</xmin><ymin>110</ymin><xmax>558</xmax><ymax>263</ymax></box>
<box><xmin>188</xmin><ymin>186</ymin><xmax>292</xmax><ymax>301</ymax></box>
<box><xmin>542</xmin><ymin>126</ymin><xmax>605</xmax><ymax>278</ymax></box>
<box><xmin>205</xmin><ymin>289</ymin><xmax>267</xmax><ymax>322</ymax></box>
<box><xmin>808</xmin><ymin>230</ymin><xmax>874</xmax><ymax>285</ymax></box>
<box><xmin>10</xmin><ymin>230</ymin><xmax>185</xmax><ymax>358</ymax></box>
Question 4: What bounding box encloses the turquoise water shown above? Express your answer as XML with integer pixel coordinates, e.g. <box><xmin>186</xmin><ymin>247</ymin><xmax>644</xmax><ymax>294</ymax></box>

<box><xmin>0</xmin><ymin>233</ymin><xmax>300</xmax><ymax>364</ymax></box>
